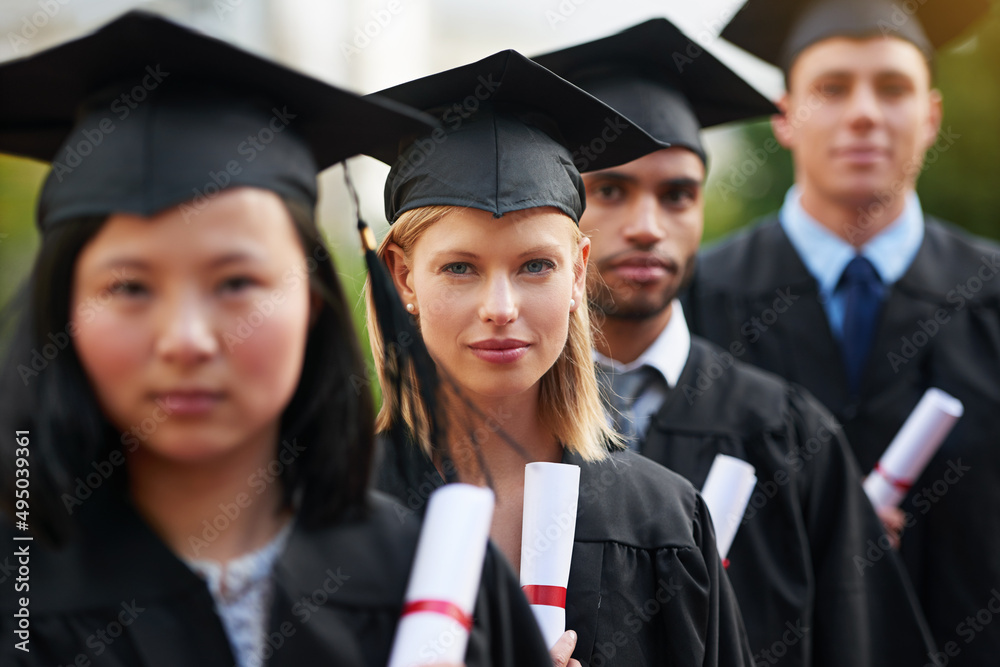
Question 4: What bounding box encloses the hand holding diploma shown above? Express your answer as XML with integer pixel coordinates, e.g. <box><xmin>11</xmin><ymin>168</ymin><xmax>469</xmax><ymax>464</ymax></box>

<box><xmin>700</xmin><ymin>454</ymin><xmax>757</xmax><ymax>563</ymax></box>
<box><xmin>549</xmin><ymin>630</ymin><xmax>582</xmax><ymax>667</ymax></box>
<box><xmin>388</xmin><ymin>484</ymin><xmax>495</xmax><ymax>667</ymax></box>
<box><xmin>876</xmin><ymin>506</ymin><xmax>906</xmax><ymax>549</ymax></box>
<box><xmin>863</xmin><ymin>387</ymin><xmax>964</xmax><ymax>511</ymax></box>
<box><xmin>521</xmin><ymin>462</ymin><xmax>580</xmax><ymax>649</ymax></box>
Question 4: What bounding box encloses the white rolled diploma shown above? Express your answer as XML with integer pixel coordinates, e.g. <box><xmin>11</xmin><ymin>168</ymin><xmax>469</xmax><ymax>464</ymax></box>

<box><xmin>700</xmin><ymin>454</ymin><xmax>758</xmax><ymax>561</ymax></box>
<box><xmin>864</xmin><ymin>387</ymin><xmax>964</xmax><ymax>510</ymax></box>
<box><xmin>387</xmin><ymin>484</ymin><xmax>495</xmax><ymax>667</ymax></box>
<box><xmin>520</xmin><ymin>462</ymin><xmax>580</xmax><ymax>648</ymax></box>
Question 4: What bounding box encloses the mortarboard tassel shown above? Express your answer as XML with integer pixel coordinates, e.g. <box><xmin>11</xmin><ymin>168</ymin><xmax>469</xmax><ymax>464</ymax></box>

<box><xmin>345</xmin><ymin>165</ymin><xmax>458</xmax><ymax>485</ymax></box>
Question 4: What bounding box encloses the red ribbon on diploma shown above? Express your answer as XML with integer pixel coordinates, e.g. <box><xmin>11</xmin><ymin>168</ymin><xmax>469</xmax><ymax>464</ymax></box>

<box><xmin>875</xmin><ymin>462</ymin><xmax>913</xmax><ymax>493</ymax></box>
<box><xmin>401</xmin><ymin>600</ymin><xmax>473</xmax><ymax>631</ymax></box>
<box><xmin>522</xmin><ymin>584</ymin><xmax>567</xmax><ymax>609</ymax></box>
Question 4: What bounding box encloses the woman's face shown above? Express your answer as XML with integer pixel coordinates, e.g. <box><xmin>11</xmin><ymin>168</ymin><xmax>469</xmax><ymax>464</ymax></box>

<box><xmin>71</xmin><ymin>187</ymin><xmax>313</xmax><ymax>464</ymax></box>
<box><xmin>391</xmin><ymin>207</ymin><xmax>588</xmax><ymax>400</ymax></box>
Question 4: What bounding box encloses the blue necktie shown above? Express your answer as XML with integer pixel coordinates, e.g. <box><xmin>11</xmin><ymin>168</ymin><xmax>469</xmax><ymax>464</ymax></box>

<box><xmin>599</xmin><ymin>365</ymin><xmax>661</xmax><ymax>450</ymax></box>
<box><xmin>839</xmin><ymin>255</ymin><xmax>885</xmax><ymax>393</ymax></box>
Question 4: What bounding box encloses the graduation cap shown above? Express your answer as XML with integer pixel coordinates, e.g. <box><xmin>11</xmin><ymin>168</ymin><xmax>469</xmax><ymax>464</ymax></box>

<box><xmin>0</xmin><ymin>11</ymin><xmax>453</xmax><ymax>512</ymax></box>
<box><xmin>367</xmin><ymin>49</ymin><xmax>666</xmax><ymax>223</ymax></box>
<box><xmin>721</xmin><ymin>0</ymin><xmax>993</xmax><ymax>72</ymax></box>
<box><xmin>533</xmin><ymin>18</ymin><xmax>778</xmax><ymax>164</ymax></box>
<box><xmin>0</xmin><ymin>10</ymin><xmax>436</xmax><ymax>232</ymax></box>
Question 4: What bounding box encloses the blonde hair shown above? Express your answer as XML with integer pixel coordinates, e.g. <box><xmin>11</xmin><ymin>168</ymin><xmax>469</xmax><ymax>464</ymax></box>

<box><xmin>364</xmin><ymin>205</ymin><xmax>616</xmax><ymax>464</ymax></box>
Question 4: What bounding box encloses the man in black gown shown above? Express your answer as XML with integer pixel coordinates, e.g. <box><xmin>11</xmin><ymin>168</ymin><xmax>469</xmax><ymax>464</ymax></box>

<box><xmin>682</xmin><ymin>2</ymin><xmax>1000</xmax><ymax>664</ymax></box>
<box><xmin>536</xmin><ymin>18</ymin><xmax>938</xmax><ymax>667</ymax></box>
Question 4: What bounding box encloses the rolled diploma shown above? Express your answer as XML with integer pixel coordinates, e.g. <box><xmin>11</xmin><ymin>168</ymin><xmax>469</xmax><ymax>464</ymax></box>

<box><xmin>864</xmin><ymin>387</ymin><xmax>964</xmax><ymax>510</ymax></box>
<box><xmin>520</xmin><ymin>462</ymin><xmax>580</xmax><ymax>648</ymax></box>
<box><xmin>387</xmin><ymin>484</ymin><xmax>495</xmax><ymax>667</ymax></box>
<box><xmin>700</xmin><ymin>455</ymin><xmax>757</xmax><ymax>560</ymax></box>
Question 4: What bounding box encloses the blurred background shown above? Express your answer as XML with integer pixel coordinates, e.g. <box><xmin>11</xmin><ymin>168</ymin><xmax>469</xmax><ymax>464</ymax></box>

<box><xmin>1</xmin><ymin>0</ymin><xmax>998</xmax><ymax>331</ymax></box>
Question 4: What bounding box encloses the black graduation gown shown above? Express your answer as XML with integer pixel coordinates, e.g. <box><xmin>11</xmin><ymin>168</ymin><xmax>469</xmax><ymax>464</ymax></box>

<box><xmin>377</xmin><ymin>438</ymin><xmax>754</xmax><ymax>667</ymax></box>
<box><xmin>637</xmin><ymin>335</ymin><xmax>936</xmax><ymax>666</ymax></box>
<box><xmin>0</xmin><ymin>484</ymin><xmax>551</xmax><ymax>667</ymax></box>
<box><xmin>684</xmin><ymin>216</ymin><xmax>1000</xmax><ymax>666</ymax></box>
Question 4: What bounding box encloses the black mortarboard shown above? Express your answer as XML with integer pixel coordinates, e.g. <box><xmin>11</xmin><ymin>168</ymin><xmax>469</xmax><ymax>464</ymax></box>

<box><xmin>367</xmin><ymin>49</ymin><xmax>665</xmax><ymax>224</ymax></box>
<box><xmin>0</xmin><ymin>11</ymin><xmax>436</xmax><ymax>232</ymax></box>
<box><xmin>533</xmin><ymin>18</ymin><xmax>778</xmax><ymax>164</ymax></box>
<box><xmin>721</xmin><ymin>0</ymin><xmax>992</xmax><ymax>72</ymax></box>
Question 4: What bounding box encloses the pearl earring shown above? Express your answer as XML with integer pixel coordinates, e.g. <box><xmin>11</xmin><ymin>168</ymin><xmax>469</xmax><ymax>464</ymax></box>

<box><xmin>406</xmin><ymin>303</ymin><xmax>415</xmax><ymax>313</ymax></box>
<box><xmin>569</xmin><ymin>299</ymin><xmax>576</xmax><ymax>310</ymax></box>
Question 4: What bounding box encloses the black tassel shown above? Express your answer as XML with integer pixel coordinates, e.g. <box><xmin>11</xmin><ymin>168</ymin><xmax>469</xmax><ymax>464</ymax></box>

<box><xmin>344</xmin><ymin>165</ymin><xmax>458</xmax><ymax>484</ymax></box>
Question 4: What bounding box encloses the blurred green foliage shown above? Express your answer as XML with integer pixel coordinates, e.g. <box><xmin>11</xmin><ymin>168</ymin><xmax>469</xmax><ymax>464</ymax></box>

<box><xmin>0</xmin><ymin>155</ymin><xmax>44</xmax><ymax>309</ymax></box>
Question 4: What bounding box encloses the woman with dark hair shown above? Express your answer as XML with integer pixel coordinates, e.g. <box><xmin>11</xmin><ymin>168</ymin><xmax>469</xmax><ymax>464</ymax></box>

<box><xmin>0</xmin><ymin>13</ymin><xmax>552</xmax><ymax>667</ymax></box>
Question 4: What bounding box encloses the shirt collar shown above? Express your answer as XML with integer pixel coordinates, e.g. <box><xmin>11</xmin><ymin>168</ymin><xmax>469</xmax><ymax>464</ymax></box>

<box><xmin>779</xmin><ymin>186</ymin><xmax>925</xmax><ymax>293</ymax></box>
<box><xmin>594</xmin><ymin>299</ymin><xmax>691</xmax><ymax>388</ymax></box>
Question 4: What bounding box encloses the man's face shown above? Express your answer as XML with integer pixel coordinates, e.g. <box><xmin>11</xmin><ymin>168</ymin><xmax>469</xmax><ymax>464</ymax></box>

<box><xmin>580</xmin><ymin>148</ymin><xmax>705</xmax><ymax>321</ymax></box>
<box><xmin>775</xmin><ymin>36</ymin><xmax>942</xmax><ymax>212</ymax></box>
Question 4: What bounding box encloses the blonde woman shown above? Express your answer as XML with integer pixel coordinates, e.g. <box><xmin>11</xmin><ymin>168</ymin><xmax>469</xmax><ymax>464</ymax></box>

<box><xmin>365</xmin><ymin>51</ymin><xmax>752</xmax><ymax>667</ymax></box>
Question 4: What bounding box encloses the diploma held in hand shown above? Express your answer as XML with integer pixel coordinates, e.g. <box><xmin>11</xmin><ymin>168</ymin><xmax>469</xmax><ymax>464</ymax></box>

<box><xmin>864</xmin><ymin>387</ymin><xmax>964</xmax><ymax>510</ymax></box>
<box><xmin>700</xmin><ymin>454</ymin><xmax>757</xmax><ymax>562</ymax></box>
<box><xmin>387</xmin><ymin>484</ymin><xmax>495</xmax><ymax>667</ymax></box>
<box><xmin>521</xmin><ymin>462</ymin><xmax>580</xmax><ymax>648</ymax></box>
